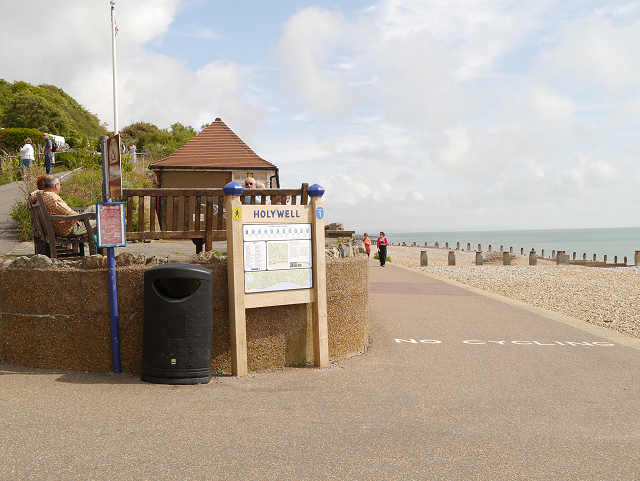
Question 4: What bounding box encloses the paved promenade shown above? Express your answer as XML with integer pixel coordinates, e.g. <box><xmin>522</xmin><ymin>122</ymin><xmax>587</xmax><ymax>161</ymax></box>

<box><xmin>2</xmin><ymin>254</ymin><xmax>640</xmax><ymax>479</ymax></box>
<box><xmin>0</xmin><ymin>180</ymin><xmax>23</xmax><ymax>256</ymax></box>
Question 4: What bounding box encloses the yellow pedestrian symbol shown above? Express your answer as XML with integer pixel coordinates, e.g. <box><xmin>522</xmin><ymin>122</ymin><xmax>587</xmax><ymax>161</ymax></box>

<box><xmin>233</xmin><ymin>207</ymin><xmax>241</xmax><ymax>221</ymax></box>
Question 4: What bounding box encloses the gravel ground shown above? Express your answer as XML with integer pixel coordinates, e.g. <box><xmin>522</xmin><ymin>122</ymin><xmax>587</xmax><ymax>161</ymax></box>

<box><xmin>386</xmin><ymin>245</ymin><xmax>640</xmax><ymax>339</ymax></box>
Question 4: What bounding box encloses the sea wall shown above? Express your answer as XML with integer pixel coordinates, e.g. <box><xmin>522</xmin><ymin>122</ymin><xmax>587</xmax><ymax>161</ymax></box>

<box><xmin>0</xmin><ymin>256</ymin><xmax>369</xmax><ymax>374</ymax></box>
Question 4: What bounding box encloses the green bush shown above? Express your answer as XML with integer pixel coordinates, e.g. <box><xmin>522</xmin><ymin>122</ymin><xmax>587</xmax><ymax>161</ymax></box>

<box><xmin>373</xmin><ymin>252</ymin><xmax>391</xmax><ymax>262</ymax></box>
<box><xmin>59</xmin><ymin>168</ymin><xmax>103</xmax><ymax>207</ymax></box>
<box><xmin>53</xmin><ymin>150</ymin><xmax>102</xmax><ymax>170</ymax></box>
<box><xmin>122</xmin><ymin>167</ymin><xmax>154</xmax><ymax>189</ymax></box>
<box><xmin>0</xmin><ymin>80</ymin><xmax>108</xmax><ymax>139</ymax></box>
<box><xmin>0</xmin><ymin>127</ymin><xmax>44</xmax><ymax>152</ymax></box>
<box><xmin>9</xmin><ymin>201</ymin><xmax>31</xmax><ymax>241</ymax></box>
<box><xmin>0</xmin><ymin>157</ymin><xmax>21</xmax><ymax>185</ymax></box>
<box><xmin>2</xmin><ymin>91</ymin><xmax>69</xmax><ymax>134</ymax></box>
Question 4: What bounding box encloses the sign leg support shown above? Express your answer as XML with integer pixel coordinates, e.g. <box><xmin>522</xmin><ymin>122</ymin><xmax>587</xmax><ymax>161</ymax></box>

<box><xmin>310</xmin><ymin>196</ymin><xmax>329</xmax><ymax>368</ymax></box>
<box><xmin>227</xmin><ymin>194</ymin><xmax>248</xmax><ymax>376</ymax></box>
<box><xmin>107</xmin><ymin>246</ymin><xmax>122</xmax><ymax>374</ymax></box>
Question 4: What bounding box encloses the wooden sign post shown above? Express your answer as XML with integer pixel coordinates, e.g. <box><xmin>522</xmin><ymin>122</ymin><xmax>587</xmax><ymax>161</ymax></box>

<box><xmin>224</xmin><ymin>182</ymin><xmax>328</xmax><ymax>376</ymax></box>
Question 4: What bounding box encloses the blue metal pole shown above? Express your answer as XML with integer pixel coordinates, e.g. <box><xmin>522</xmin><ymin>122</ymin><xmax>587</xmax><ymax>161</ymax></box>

<box><xmin>107</xmin><ymin>246</ymin><xmax>121</xmax><ymax>373</ymax></box>
<box><xmin>101</xmin><ymin>136</ymin><xmax>122</xmax><ymax>374</ymax></box>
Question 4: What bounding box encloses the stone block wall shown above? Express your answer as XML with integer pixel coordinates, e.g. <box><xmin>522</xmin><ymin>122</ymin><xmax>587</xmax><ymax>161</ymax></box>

<box><xmin>0</xmin><ymin>256</ymin><xmax>369</xmax><ymax>374</ymax></box>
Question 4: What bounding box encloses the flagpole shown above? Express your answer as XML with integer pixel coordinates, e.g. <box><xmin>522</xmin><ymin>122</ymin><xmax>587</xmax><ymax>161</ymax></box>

<box><xmin>110</xmin><ymin>0</ymin><xmax>119</xmax><ymax>136</ymax></box>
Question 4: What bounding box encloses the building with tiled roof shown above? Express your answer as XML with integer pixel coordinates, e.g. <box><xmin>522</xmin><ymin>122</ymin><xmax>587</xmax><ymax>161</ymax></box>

<box><xmin>149</xmin><ymin>118</ymin><xmax>279</xmax><ymax>188</ymax></box>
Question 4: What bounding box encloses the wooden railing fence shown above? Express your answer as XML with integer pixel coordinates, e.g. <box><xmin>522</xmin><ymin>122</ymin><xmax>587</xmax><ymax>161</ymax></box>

<box><xmin>119</xmin><ymin>183</ymin><xmax>309</xmax><ymax>253</ymax></box>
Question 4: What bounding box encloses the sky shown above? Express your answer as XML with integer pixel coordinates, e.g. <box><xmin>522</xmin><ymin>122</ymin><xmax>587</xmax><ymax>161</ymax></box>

<box><xmin>2</xmin><ymin>0</ymin><xmax>640</xmax><ymax>233</ymax></box>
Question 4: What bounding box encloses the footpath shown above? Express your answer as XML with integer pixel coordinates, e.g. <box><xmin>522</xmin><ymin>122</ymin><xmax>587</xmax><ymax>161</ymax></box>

<box><xmin>0</xmin><ymin>180</ymin><xmax>23</xmax><ymax>256</ymax></box>
<box><xmin>1</xmin><ymin>181</ymin><xmax>640</xmax><ymax>479</ymax></box>
<box><xmin>1</xmin><ymin>256</ymin><xmax>640</xmax><ymax>479</ymax></box>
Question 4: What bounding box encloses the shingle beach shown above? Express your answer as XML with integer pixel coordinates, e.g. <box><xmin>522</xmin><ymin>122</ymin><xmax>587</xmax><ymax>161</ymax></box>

<box><xmin>386</xmin><ymin>245</ymin><xmax>640</xmax><ymax>340</ymax></box>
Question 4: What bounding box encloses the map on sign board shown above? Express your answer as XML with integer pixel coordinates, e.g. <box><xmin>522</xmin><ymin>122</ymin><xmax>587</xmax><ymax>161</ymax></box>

<box><xmin>243</xmin><ymin>223</ymin><xmax>313</xmax><ymax>293</ymax></box>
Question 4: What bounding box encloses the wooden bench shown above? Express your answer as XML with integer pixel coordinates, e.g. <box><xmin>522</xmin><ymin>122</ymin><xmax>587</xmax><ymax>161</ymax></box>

<box><xmin>120</xmin><ymin>184</ymin><xmax>309</xmax><ymax>253</ymax></box>
<box><xmin>28</xmin><ymin>192</ymin><xmax>97</xmax><ymax>259</ymax></box>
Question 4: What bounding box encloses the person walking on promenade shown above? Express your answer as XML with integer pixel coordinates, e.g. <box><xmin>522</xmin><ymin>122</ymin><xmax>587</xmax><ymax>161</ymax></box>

<box><xmin>43</xmin><ymin>133</ymin><xmax>53</xmax><ymax>174</ymax></box>
<box><xmin>20</xmin><ymin>138</ymin><xmax>35</xmax><ymax>170</ymax></box>
<box><xmin>377</xmin><ymin>231</ymin><xmax>388</xmax><ymax>267</ymax></box>
<box><xmin>129</xmin><ymin>141</ymin><xmax>137</xmax><ymax>162</ymax></box>
<box><xmin>363</xmin><ymin>233</ymin><xmax>371</xmax><ymax>257</ymax></box>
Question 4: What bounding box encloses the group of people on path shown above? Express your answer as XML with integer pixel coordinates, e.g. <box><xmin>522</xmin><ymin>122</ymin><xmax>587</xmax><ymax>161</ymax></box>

<box><xmin>20</xmin><ymin>133</ymin><xmax>55</xmax><ymax>174</ymax></box>
<box><xmin>20</xmin><ymin>136</ymin><xmax>138</xmax><ymax>175</ymax></box>
<box><xmin>20</xmin><ymin>132</ymin><xmax>54</xmax><ymax>174</ymax></box>
<box><xmin>363</xmin><ymin>232</ymin><xmax>388</xmax><ymax>267</ymax></box>
<box><xmin>20</xmin><ymin>133</ymin><xmax>55</xmax><ymax>173</ymax></box>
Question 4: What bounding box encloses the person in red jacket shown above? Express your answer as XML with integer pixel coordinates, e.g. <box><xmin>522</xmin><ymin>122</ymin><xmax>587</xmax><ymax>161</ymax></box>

<box><xmin>363</xmin><ymin>233</ymin><xmax>371</xmax><ymax>257</ymax></box>
<box><xmin>377</xmin><ymin>231</ymin><xmax>388</xmax><ymax>267</ymax></box>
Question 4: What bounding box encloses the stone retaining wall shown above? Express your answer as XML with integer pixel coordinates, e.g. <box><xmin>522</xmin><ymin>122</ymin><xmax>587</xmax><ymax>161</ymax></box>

<box><xmin>0</xmin><ymin>256</ymin><xmax>369</xmax><ymax>374</ymax></box>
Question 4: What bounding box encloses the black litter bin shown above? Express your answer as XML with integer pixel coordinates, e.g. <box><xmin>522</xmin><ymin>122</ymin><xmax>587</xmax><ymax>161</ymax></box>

<box><xmin>141</xmin><ymin>263</ymin><xmax>214</xmax><ymax>384</ymax></box>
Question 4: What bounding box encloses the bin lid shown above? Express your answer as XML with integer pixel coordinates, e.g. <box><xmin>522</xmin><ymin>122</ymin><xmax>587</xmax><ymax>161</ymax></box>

<box><xmin>145</xmin><ymin>263</ymin><xmax>213</xmax><ymax>281</ymax></box>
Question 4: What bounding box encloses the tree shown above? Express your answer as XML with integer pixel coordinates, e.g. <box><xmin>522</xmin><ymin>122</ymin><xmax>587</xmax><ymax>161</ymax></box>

<box><xmin>119</xmin><ymin>121</ymin><xmax>159</xmax><ymax>143</ymax></box>
<box><xmin>0</xmin><ymin>79</ymin><xmax>11</xmax><ymax>118</ymax></box>
<box><xmin>1</xmin><ymin>91</ymin><xmax>69</xmax><ymax>134</ymax></box>
<box><xmin>0</xmin><ymin>79</ymin><xmax>108</xmax><ymax>139</ymax></box>
<box><xmin>169</xmin><ymin>122</ymin><xmax>197</xmax><ymax>145</ymax></box>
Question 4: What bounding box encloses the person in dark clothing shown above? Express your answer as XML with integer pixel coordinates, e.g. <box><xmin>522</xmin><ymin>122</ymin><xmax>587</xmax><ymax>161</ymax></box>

<box><xmin>377</xmin><ymin>231</ymin><xmax>388</xmax><ymax>267</ymax></box>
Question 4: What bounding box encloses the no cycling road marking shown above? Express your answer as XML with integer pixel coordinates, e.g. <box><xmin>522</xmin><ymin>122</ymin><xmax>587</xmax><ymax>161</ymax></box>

<box><xmin>395</xmin><ymin>339</ymin><xmax>615</xmax><ymax>347</ymax></box>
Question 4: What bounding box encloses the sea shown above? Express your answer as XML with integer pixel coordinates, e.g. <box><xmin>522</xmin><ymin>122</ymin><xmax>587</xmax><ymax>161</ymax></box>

<box><xmin>384</xmin><ymin>227</ymin><xmax>640</xmax><ymax>263</ymax></box>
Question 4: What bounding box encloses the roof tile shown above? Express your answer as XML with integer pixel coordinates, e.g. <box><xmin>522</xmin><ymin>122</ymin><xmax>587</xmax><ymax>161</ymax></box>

<box><xmin>149</xmin><ymin>118</ymin><xmax>276</xmax><ymax>170</ymax></box>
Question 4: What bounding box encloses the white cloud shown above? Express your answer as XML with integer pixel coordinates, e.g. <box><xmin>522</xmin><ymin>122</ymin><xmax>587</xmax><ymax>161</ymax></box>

<box><xmin>275</xmin><ymin>7</ymin><xmax>356</xmax><ymax>119</ymax></box>
<box><xmin>176</xmin><ymin>27</ymin><xmax>220</xmax><ymax>40</ymax></box>
<box><xmin>542</xmin><ymin>13</ymin><xmax>640</xmax><ymax>91</ymax></box>
<box><xmin>3</xmin><ymin>0</ymin><xmax>640</xmax><ymax>232</ymax></box>
<box><xmin>558</xmin><ymin>153</ymin><xmax>620</xmax><ymax>191</ymax></box>
<box><xmin>0</xmin><ymin>0</ymin><xmax>255</xmax><ymax>132</ymax></box>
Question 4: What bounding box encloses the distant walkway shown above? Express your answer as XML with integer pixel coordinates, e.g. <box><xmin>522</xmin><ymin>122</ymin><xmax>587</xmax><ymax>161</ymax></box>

<box><xmin>0</xmin><ymin>180</ymin><xmax>24</xmax><ymax>255</ymax></box>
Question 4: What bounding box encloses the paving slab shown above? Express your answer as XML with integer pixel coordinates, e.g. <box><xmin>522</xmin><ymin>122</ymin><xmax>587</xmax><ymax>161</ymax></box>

<box><xmin>1</xmin><ymin>259</ymin><xmax>640</xmax><ymax>480</ymax></box>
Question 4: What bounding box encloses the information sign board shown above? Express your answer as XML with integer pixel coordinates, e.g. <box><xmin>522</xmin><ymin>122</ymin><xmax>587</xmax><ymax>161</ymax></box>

<box><xmin>96</xmin><ymin>202</ymin><xmax>126</xmax><ymax>248</ymax></box>
<box><xmin>242</xmin><ymin>223</ymin><xmax>313</xmax><ymax>293</ymax></box>
<box><xmin>225</xmin><ymin>182</ymin><xmax>328</xmax><ymax>376</ymax></box>
<box><xmin>106</xmin><ymin>134</ymin><xmax>122</xmax><ymax>199</ymax></box>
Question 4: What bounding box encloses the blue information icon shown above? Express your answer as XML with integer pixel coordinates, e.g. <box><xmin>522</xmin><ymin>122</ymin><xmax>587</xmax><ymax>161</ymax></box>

<box><xmin>316</xmin><ymin>207</ymin><xmax>324</xmax><ymax>219</ymax></box>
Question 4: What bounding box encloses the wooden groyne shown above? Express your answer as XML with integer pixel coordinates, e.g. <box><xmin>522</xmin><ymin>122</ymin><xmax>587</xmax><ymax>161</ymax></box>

<box><xmin>392</xmin><ymin>241</ymin><xmax>637</xmax><ymax>268</ymax></box>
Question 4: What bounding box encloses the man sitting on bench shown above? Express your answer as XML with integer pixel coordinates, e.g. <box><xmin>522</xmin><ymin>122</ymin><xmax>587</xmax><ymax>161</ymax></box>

<box><xmin>39</xmin><ymin>174</ymin><xmax>97</xmax><ymax>237</ymax></box>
